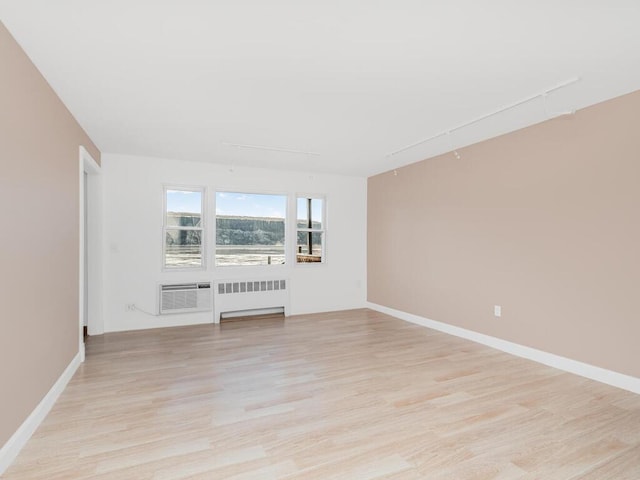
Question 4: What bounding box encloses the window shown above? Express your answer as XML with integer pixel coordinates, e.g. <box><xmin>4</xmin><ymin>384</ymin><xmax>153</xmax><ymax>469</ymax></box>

<box><xmin>296</xmin><ymin>196</ymin><xmax>324</xmax><ymax>263</ymax></box>
<box><xmin>216</xmin><ymin>192</ymin><xmax>287</xmax><ymax>266</ymax></box>
<box><xmin>163</xmin><ymin>187</ymin><xmax>204</xmax><ymax>269</ymax></box>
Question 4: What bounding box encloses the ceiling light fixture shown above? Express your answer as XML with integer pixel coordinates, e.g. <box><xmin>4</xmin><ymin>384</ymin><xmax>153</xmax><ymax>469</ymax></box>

<box><xmin>222</xmin><ymin>142</ymin><xmax>320</xmax><ymax>156</ymax></box>
<box><xmin>387</xmin><ymin>77</ymin><xmax>581</xmax><ymax>158</ymax></box>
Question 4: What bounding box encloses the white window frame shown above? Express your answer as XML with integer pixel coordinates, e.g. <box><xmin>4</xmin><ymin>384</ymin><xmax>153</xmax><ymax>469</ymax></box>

<box><xmin>162</xmin><ymin>185</ymin><xmax>206</xmax><ymax>271</ymax></box>
<box><xmin>295</xmin><ymin>194</ymin><xmax>326</xmax><ymax>265</ymax></box>
<box><xmin>214</xmin><ymin>190</ymin><xmax>288</xmax><ymax>268</ymax></box>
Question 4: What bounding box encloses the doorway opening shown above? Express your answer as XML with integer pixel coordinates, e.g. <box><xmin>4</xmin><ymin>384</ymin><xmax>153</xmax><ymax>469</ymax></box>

<box><xmin>79</xmin><ymin>146</ymin><xmax>102</xmax><ymax>361</ymax></box>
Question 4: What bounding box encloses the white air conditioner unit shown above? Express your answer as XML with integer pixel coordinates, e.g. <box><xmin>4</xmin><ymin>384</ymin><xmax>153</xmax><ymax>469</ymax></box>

<box><xmin>159</xmin><ymin>282</ymin><xmax>212</xmax><ymax>315</ymax></box>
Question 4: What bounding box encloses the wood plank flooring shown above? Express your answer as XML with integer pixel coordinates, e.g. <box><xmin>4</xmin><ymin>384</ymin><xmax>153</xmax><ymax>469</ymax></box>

<box><xmin>3</xmin><ymin>308</ymin><xmax>640</xmax><ymax>479</ymax></box>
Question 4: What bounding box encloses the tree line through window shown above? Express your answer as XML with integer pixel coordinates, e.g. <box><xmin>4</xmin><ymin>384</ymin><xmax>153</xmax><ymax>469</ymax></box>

<box><xmin>163</xmin><ymin>187</ymin><xmax>324</xmax><ymax>268</ymax></box>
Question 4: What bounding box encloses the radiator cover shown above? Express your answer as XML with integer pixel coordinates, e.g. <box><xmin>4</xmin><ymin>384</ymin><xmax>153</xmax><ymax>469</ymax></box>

<box><xmin>214</xmin><ymin>278</ymin><xmax>289</xmax><ymax>322</ymax></box>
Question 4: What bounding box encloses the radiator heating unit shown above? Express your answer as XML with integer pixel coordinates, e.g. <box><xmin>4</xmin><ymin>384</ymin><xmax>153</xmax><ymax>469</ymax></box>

<box><xmin>214</xmin><ymin>278</ymin><xmax>289</xmax><ymax>322</ymax></box>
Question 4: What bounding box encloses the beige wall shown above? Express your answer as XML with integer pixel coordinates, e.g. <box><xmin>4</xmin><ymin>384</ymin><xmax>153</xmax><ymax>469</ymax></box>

<box><xmin>0</xmin><ymin>22</ymin><xmax>100</xmax><ymax>447</ymax></box>
<box><xmin>368</xmin><ymin>89</ymin><xmax>640</xmax><ymax>379</ymax></box>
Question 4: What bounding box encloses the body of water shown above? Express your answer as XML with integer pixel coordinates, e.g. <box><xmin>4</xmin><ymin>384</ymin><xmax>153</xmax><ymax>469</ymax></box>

<box><xmin>166</xmin><ymin>245</ymin><xmax>319</xmax><ymax>267</ymax></box>
<box><xmin>216</xmin><ymin>245</ymin><xmax>285</xmax><ymax>266</ymax></box>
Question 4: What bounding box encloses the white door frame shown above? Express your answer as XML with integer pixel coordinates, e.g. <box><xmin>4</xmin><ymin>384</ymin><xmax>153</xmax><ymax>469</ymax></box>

<box><xmin>79</xmin><ymin>146</ymin><xmax>103</xmax><ymax>361</ymax></box>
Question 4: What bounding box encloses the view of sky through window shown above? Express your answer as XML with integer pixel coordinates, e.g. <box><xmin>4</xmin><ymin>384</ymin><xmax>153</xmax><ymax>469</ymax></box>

<box><xmin>166</xmin><ymin>190</ymin><xmax>202</xmax><ymax>214</ymax></box>
<box><xmin>216</xmin><ymin>192</ymin><xmax>286</xmax><ymax>218</ymax></box>
<box><xmin>167</xmin><ymin>191</ymin><xmax>322</xmax><ymax>220</ymax></box>
<box><xmin>297</xmin><ymin>197</ymin><xmax>323</xmax><ymax>225</ymax></box>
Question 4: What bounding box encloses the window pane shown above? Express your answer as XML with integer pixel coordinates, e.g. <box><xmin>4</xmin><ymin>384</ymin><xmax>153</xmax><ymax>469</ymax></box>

<box><xmin>296</xmin><ymin>231</ymin><xmax>323</xmax><ymax>263</ymax></box>
<box><xmin>166</xmin><ymin>190</ymin><xmax>202</xmax><ymax>227</ymax></box>
<box><xmin>216</xmin><ymin>192</ymin><xmax>286</xmax><ymax>266</ymax></box>
<box><xmin>297</xmin><ymin>197</ymin><xmax>323</xmax><ymax>230</ymax></box>
<box><xmin>165</xmin><ymin>229</ymin><xmax>202</xmax><ymax>267</ymax></box>
<box><xmin>296</xmin><ymin>198</ymin><xmax>308</xmax><ymax>229</ymax></box>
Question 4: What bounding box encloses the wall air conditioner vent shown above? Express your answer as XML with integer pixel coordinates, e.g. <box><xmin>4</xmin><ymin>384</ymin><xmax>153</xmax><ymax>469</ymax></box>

<box><xmin>159</xmin><ymin>282</ymin><xmax>212</xmax><ymax>315</ymax></box>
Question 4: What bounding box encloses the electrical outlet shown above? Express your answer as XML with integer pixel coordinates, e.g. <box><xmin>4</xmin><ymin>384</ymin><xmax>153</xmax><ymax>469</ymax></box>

<box><xmin>494</xmin><ymin>305</ymin><xmax>502</xmax><ymax>317</ymax></box>
<box><xmin>125</xmin><ymin>304</ymin><xmax>135</xmax><ymax>311</ymax></box>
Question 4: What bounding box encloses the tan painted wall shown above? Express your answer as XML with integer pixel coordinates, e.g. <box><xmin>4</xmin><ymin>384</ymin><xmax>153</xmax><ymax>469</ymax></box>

<box><xmin>0</xmin><ymin>22</ymin><xmax>100</xmax><ymax>447</ymax></box>
<box><xmin>368</xmin><ymin>89</ymin><xmax>640</xmax><ymax>379</ymax></box>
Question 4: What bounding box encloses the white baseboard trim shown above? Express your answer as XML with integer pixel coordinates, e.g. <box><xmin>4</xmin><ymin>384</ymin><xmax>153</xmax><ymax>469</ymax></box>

<box><xmin>367</xmin><ymin>302</ymin><xmax>640</xmax><ymax>395</ymax></box>
<box><xmin>0</xmin><ymin>352</ymin><xmax>81</xmax><ymax>475</ymax></box>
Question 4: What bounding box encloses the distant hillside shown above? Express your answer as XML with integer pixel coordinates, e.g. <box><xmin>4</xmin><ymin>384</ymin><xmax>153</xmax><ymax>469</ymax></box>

<box><xmin>165</xmin><ymin>214</ymin><xmax>320</xmax><ymax>246</ymax></box>
<box><xmin>216</xmin><ymin>216</ymin><xmax>285</xmax><ymax>245</ymax></box>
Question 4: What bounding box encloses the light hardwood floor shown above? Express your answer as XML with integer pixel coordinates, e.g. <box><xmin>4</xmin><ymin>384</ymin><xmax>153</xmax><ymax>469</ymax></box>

<box><xmin>4</xmin><ymin>309</ymin><xmax>640</xmax><ymax>479</ymax></box>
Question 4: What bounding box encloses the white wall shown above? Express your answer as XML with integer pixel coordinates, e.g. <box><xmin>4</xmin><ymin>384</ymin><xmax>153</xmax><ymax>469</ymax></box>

<box><xmin>102</xmin><ymin>154</ymin><xmax>367</xmax><ymax>332</ymax></box>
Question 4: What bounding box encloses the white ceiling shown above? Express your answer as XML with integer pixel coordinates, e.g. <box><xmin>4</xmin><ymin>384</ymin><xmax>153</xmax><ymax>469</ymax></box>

<box><xmin>2</xmin><ymin>1</ymin><xmax>640</xmax><ymax>176</ymax></box>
